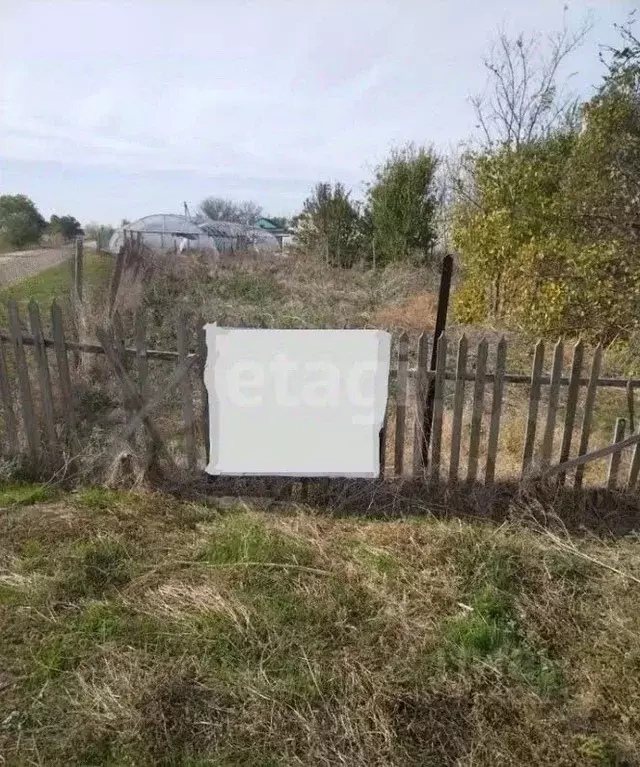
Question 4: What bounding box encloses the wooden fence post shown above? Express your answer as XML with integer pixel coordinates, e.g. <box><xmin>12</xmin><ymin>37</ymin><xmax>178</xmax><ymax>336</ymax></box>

<box><xmin>7</xmin><ymin>300</ymin><xmax>39</xmax><ymax>467</ymax></box>
<box><xmin>521</xmin><ymin>341</ymin><xmax>545</xmax><ymax>477</ymax></box>
<box><xmin>51</xmin><ymin>300</ymin><xmax>77</xmax><ymax>449</ymax></box>
<box><xmin>574</xmin><ymin>345</ymin><xmax>603</xmax><ymax>490</ymax></box>
<box><xmin>422</xmin><ymin>254</ymin><xmax>453</xmax><ymax>470</ymax></box>
<box><xmin>177</xmin><ymin>312</ymin><xmax>197</xmax><ymax>471</ymax></box>
<box><xmin>485</xmin><ymin>337</ymin><xmax>507</xmax><ymax>485</ymax></box>
<box><xmin>393</xmin><ymin>332</ymin><xmax>409</xmax><ymax>476</ymax></box>
<box><xmin>74</xmin><ymin>237</ymin><xmax>84</xmax><ymax>303</ymax></box>
<box><xmin>558</xmin><ymin>340</ymin><xmax>584</xmax><ymax>486</ymax></box>
<box><xmin>412</xmin><ymin>333</ymin><xmax>430</xmax><ymax>478</ymax></box>
<box><xmin>449</xmin><ymin>334</ymin><xmax>468</xmax><ymax>483</ymax></box>
<box><xmin>0</xmin><ymin>340</ymin><xmax>18</xmax><ymax>456</ymax></box>
<box><xmin>540</xmin><ymin>339</ymin><xmax>564</xmax><ymax>466</ymax></box>
<box><xmin>467</xmin><ymin>339</ymin><xmax>488</xmax><ymax>483</ymax></box>
<box><xmin>607</xmin><ymin>418</ymin><xmax>626</xmax><ymax>490</ymax></box>
<box><xmin>429</xmin><ymin>332</ymin><xmax>448</xmax><ymax>485</ymax></box>
<box><xmin>28</xmin><ymin>300</ymin><xmax>58</xmax><ymax>454</ymax></box>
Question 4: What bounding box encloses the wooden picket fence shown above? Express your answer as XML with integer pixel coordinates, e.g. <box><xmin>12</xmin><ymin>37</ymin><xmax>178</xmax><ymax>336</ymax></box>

<box><xmin>1</xmin><ymin>296</ymin><xmax>640</xmax><ymax>490</ymax></box>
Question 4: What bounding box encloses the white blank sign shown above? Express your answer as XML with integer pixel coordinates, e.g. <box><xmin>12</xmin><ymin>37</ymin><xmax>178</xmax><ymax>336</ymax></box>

<box><xmin>204</xmin><ymin>326</ymin><xmax>391</xmax><ymax>477</ymax></box>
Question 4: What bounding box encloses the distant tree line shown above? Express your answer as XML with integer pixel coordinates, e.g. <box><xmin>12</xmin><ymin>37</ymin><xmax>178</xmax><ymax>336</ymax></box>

<box><xmin>0</xmin><ymin>195</ymin><xmax>83</xmax><ymax>249</ymax></box>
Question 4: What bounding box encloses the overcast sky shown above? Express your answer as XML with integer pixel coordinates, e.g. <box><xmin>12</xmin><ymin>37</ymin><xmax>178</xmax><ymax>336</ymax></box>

<box><xmin>0</xmin><ymin>0</ymin><xmax>635</xmax><ymax>226</ymax></box>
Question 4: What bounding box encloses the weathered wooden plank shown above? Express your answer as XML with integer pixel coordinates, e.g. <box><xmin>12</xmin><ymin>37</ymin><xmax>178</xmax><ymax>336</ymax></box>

<box><xmin>521</xmin><ymin>341</ymin><xmax>545</xmax><ymax>477</ymax></box>
<box><xmin>627</xmin><ymin>429</ymin><xmax>640</xmax><ymax>489</ymax></box>
<box><xmin>485</xmin><ymin>337</ymin><xmax>507</xmax><ymax>485</ymax></box>
<box><xmin>51</xmin><ymin>301</ymin><xmax>76</xmax><ymax>447</ymax></box>
<box><xmin>558</xmin><ymin>340</ymin><xmax>584</xmax><ymax>486</ymax></box>
<box><xmin>542</xmin><ymin>429</ymin><xmax>640</xmax><ymax>478</ymax></box>
<box><xmin>412</xmin><ymin>333</ymin><xmax>430</xmax><ymax>478</ymax></box>
<box><xmin>574</xmin><ymin>344</ymin><xmax>603</xmax><ymax>490</ymax></box>
<box><xmin>28</xmin><ymin>300</ymin><xmax>58</xmax><ymax>452</ymax></box>
<box><xmin>177</xmin><ymin>313</ymin><xmax>197</xmax><ymax>471</ymax></box>
<box><xmin>466</xmin><ymin>339</ymin><xmax>488</xmax><ymax>483</ymax></box>
<box><xmin>394</xmin><ymin>332</ymin><xmax>409</xmax><ymax>476</ymax></box>
<box><xmin>96</xmin><ymin>327</ymin><xmax>176</xmax><ymax>470</ymax></box>
<box><xmin>8</xmin><ymin>300</ymin><xmax>39</xmax><ymax>465</ymax></box>
<box><xmin>429</xmin><ymin>333</ymin><xmax>448</xmax><ymax>485</ymax></box>
<box><xmin>119</xmin><ymin>356</ymin><xmax>198</xmax><ymax>447</ymax></box>
<box><xmin>74</xmin><ymin>237</ymin><xmax>84</xmax><ymax>303</ymax></box>
<box><xmin>197</xmin><ymin>315</ymin><xmax>210</xmax><ymax>467</ymax></box>
<box><xmin>448</xmin><ymin>334</ymin><xmax>467</xmax><ymax>483</ymax></box>
<box><xmin>607</xmin><ymin>418</ymin><xmax>626</xmax><ymax>491</ymax></box>
<box><xmin>540</xmin><ymin>339</ymin><xmax>564</xmax><ymax>466</ymax></box>
<box><xmin>627</xmin><ymin>380</ymin><xmax>635</xmax><ymax>434</ymax></box>
<box><xmin>0</xmin><ymin>341</ymin><xmax>18</xmax><ymax>455</ymax></box>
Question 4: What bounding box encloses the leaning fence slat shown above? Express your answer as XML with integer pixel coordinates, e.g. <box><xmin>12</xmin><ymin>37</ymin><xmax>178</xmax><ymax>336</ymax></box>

<box><xmin>429</xmin><ymin>333</ymin><xmax>448</xmax><ymax>485</ymax></box>
<box><xmin>8</xmin><ymin>300</ymin><xmax>39</xmax><ymax>465</ymax></box>
<box><xmin>466</xmin><ymin>339</ymin><xmax>488</xmax><ymax>483</ymax></box>
<box><xmin>197</xmin><ymin>315</ymin><xmax>210</xmax><ymax>467</ymax></box>
<box><xmin>558</xmin><ymin>340</ymin><xmax>584</xmax><ymax>486</ymax></box>
<box><xmin>574</xmin><ymin>345</ymin><xmax>603</xmax><ymax>490</ymax></box>
<box><xmin>521</xmin><ymin>341</ymin><xmax>545</xmax><ymax>477</ymax></box>
<box><xmin>394</xmin><ymin>332</ymin><xmax>409</xmax><ymax>476</ymax></box>
<box><xmin>449</xmin><ymin>335</ymin><xmax>467</xmax><ymax>483</ymax></box>
<box><xmin>542</xmin><ymin>429</ymin><xmax>640</xmax><ymax>477</ymax></box>
<box><xmin>177</xmin><ymin>313</ymin><xmax>197</xmax><ymax>471</ymax></box>
<box><xmin>51</xmin><ymin>300</ymin><xmax>76</xmax><ymax>444</ymax></box>
<box><xmin>28</xmin><ymin>300</ymin><xmax>58</xmax><ymax>452</ymax></box>
<box><xmin>540</xmin><ymin>339</ymin><xmax>564</xmax><ymax>466</ymax></box>
<box><xmin>607</xmin><ymin>418</ymin><xmax>626</xmax><ymax>491</ymax></box>
<box><xmin>485</xmin><ymin>337</ymin><xmax>507</xmax><ymax>485</ymax></box>
<box><xmin>412</xmin><ymin>333</ymin><xmax>430</xmax><ymax>477</ymax></box>
<box><xmin>0</xmin><ymin>341</ymin><xmax>18</xmax><ymax>455</ymax></box>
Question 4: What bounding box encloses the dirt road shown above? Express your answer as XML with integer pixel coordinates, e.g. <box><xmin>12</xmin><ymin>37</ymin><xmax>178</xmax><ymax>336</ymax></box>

<box><xmin>0</xmin><ymin>246</ymin><xmax>74</xmax><ymax>286</ymax></box>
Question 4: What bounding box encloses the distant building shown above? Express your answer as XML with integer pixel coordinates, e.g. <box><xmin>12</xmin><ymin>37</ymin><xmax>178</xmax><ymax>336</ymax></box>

<box><xmin>254</xmin><ymin>218</ymin><xmax>293</xmax><ymax>250</ymax></box>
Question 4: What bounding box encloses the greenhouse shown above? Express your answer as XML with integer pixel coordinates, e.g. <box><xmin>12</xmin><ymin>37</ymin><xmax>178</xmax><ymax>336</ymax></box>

<box><xmin>108</xmin><ymin>214</ymin><xmax>281</xmax><ymax>256</ymax></box>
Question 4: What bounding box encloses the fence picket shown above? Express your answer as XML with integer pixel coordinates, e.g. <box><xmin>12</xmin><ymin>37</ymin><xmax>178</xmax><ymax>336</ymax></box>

<box><xmin>394</xmin><ymin>332</ymin><xmax>409</xmax><ymax>476</ymax></box>
<box><xmin>0</xmin><ymin>341</ymin><xmax>18</xmax><ymax>455</ymax></box>
<box><xmin>540</xmin><ymin>339</ymin><xmax>564</xmax><ymax>466</ymax></box>
<box><xmin>28</xmin><ymin>300</ymin><xmax>58</xmax><ymax>453</ymax></box>
<box><xmin>558</xmin><ymin>340</ymin><xmax>584</xmax><ymax>486</ymax></box>
<box><xmin>607</xmin><ymin>418</ymin><xmax>626</xmax><ymax>490</ymax></box>
<box><xmin>197</xmin><ymin>315</ymin><xmax>210</xmax><ymax>467</ymax></box>
<box><xmin>177</xmin><ymin>313</ymin><xmax>197</xmax><ymax>471</ymax></box>
<box><xmin>412</xmin><ymin>333</ymin><xmax>430</xmax><ymax>478</ymax></box>
<box><xmin>485</xmin><ymin>337</ymin><xmax>507</xmax><ymax>485</ymax></box>
<box><xmin>521</xmin><ymin>341</ymin><xmax>545</xmax><ymax>477</ymax></box>
<box><xmin>429</xmin><ymin>333</ymin><xmax>447</xmax><ymax>485</ymax></box>
<box><xmin>449</xmin><ymin>335</ymin><xmax>468</xmax><ymax>483</ymax></box>
<box><xmin>574</xmin><ymin>345</ymin><xmax>603</xmax><ymax>490</ymax></box>
<box><xmin>467</xmin><ymin>339</ymin><xmax>488</xmax><ymax>483</ymax></box>
<box><xmin>51</xmin><ymin>300</ymin><xmax>76</xmax><ymax>445</ymax></box>
<box><xmin>8</xmin><ymin>300</ymin><xmax>39</xmax><ymax>465</ymax></box>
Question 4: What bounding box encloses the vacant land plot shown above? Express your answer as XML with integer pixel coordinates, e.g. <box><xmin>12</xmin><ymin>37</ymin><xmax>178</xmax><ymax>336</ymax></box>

<box><xmin>1</xmin><ymin>486</ymin><xmax>639</xmax><ymax>765</ymax></box>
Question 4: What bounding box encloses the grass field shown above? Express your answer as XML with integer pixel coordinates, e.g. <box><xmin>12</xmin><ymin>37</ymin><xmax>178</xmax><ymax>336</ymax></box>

<box><xmin>0</xmin><ymin>249</ymin><xmax>114</xmax><ymax>326</ymax></box>
<box><xmin>1</xmin><ymin>485</ymin><xmax>639</xmax><ymax>765</ymax></box>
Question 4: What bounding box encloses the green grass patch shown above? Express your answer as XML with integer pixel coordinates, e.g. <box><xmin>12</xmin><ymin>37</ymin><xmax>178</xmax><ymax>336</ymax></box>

<box><xmin>0</xmin><ymin>481</ymin><xmax>57</xmax><ymax>508</ymax></box>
